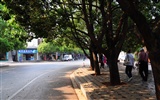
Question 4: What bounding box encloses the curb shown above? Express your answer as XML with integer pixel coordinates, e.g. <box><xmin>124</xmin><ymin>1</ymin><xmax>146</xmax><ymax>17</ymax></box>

<box><xmin>70</xmin><ymin>73</ymin><xmax>87</xmax><ymax>100</ymax></box>
<box><xmin>0</xmin><ymin>64</ymin><xmax>9</xmax><ymax>68</ymax></box>
<box><xmin>71</xmin><ymin>68</ymin><xmax>99</xmax><ymax>100</ymax></box>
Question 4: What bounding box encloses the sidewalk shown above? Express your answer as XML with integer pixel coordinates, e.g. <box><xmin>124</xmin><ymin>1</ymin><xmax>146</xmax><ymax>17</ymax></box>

<box><xmin>70</xmin><ymin>63</ymin><xmax>156</xmax><ymax>100</ymax></box>
<box><xmin>0</xmin><ymin>61</ymin><xmax>13</xmax><ymax>67</ymax></box>
<box><xmin>0</xmin><ymin>60</ymin><xmax>50</xmax><ymax>67</ymax></box>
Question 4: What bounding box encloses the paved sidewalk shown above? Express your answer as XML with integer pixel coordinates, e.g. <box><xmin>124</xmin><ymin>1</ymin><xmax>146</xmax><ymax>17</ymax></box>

<box><xmin>70</xmin><ymin>63</ymin><xmax>156</xmax><ymax>100</ymax></box>
<box><xmin>0</xmin><ymin>61</ymin><xmax>13</xmax><ymax>67</ymax></box>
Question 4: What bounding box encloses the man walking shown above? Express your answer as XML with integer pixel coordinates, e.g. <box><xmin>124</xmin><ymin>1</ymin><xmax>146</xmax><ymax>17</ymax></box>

<box><xmin>138</xmin><ymin>48</ymin><xmax>149</xmax><ymax>82</ymax></box>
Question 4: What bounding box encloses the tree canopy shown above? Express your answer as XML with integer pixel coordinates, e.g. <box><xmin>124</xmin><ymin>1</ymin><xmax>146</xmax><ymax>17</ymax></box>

<box><xmin>2</xmin><ymin>0</ymin><xmax>160</xmax><ymax>99</ymax></box>
<box><xmin>1</xmin><ymin>0</ymin><xmax>141</xmax><ymax>85</ymax></box>
<box><xmin>0</xmin><ymin>3</ymin><xmax>27</xmax><ymax>53</ymax></box>
<box><xmin>38</xmin><ymin>38</ymin><xmax>84</xmax><ymax>54</ymax></box>
<box><xmin>116</xmin><ymin>0</ymin><xmax>160</xmax><ymax>99</ymax></box>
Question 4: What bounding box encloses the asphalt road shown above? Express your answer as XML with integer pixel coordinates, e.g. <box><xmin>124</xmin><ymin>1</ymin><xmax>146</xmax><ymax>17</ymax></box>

<box><xmin>0</xmin><ymin>60</ymin><xmax>90</xmax><ymax>100</ymax></box>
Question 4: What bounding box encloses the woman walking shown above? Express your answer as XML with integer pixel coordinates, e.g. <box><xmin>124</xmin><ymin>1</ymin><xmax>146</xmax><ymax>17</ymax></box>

<box><xmin>124</xmin><ymin>50</ymin><xmax>134</xmax><ymax>82</ymax></box>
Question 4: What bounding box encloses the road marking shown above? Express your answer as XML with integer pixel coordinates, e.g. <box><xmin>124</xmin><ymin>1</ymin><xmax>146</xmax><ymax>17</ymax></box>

<box><xmin>7</xmin><ymin>70</ymin><xmax>54</xmax><ymax>100</ymax></box>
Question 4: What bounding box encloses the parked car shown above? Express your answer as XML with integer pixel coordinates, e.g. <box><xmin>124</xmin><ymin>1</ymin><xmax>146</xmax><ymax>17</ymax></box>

<box><xmin>62</xmin><ymin>55</ymin><xmax>73</xmax><ymax>61</ymax></box>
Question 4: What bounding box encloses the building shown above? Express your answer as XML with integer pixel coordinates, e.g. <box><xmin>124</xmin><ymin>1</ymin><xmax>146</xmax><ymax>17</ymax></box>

<box><xmin>0</xmin><ymin>38</ymin><xmax>42</xmax><ymax>62</ymax></box>
<box><xmin>17</xmin><ymin>38</ymin><xmax>42</xmax><ymax>62</ymax></box>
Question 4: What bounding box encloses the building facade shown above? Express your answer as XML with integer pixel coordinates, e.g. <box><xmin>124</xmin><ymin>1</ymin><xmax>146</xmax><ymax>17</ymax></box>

<box><xmin>0</xmin><ymin>38</ymin><xmax>42</xmax><ymax>62</ymax></box>
<box><xmin>16</xmin><ymin>38</ymin><xmax>42</xmax><ymax>62</ymax></box>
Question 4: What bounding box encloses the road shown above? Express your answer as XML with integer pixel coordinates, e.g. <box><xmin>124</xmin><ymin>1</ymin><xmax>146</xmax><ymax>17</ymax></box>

<box><xmin>0</xmin><ymin>60</ymin><xmax>90</xmax><ymax>100</ymax></box>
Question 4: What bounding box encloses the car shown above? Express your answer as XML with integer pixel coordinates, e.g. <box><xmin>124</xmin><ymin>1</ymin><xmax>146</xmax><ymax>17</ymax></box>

<box><xmin>62</xmin><ymin>55</ymin><xmax>73</xmax><ymax>61</ymax></box>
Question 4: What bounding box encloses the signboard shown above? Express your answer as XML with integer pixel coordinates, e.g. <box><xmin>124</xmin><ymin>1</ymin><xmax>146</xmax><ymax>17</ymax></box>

<box><xmin>18</xmin><ymin>50</ymin><xmax>38</xmax><ymax>54</ymax></box>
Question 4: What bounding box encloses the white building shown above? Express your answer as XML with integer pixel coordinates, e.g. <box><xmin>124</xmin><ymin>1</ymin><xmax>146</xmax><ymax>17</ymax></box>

<box><xmin>10</xmin><ymin>38</ymin><xmax>42</xmax><ymax>62</ymax></box>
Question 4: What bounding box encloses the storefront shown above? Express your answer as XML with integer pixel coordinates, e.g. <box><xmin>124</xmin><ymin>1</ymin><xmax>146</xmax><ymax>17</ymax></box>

<box><xmin>18</xmin><ymin>49</ymin><xmax>38</xmax><ymax>62</ymax></box>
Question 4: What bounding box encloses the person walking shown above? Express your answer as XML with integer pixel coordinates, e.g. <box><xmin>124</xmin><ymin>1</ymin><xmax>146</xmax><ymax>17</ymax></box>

<box><xmin>99</xmin><ymin>54</ymin><xmax>104</xmax><ymax>69</ymax></box>
<box><xmin>103</xmin><ymin>55</ymin><xmax>109</xmax><ymax>67</ymax></box>
<box><xmin>138</xmin><ymin>48</ymin><xmax>149</xmax><ymax>82</ymax></box>
<box><xmin>124</xmin><ymin>50</ymin><xmax>134</xmax><ymax>82</ymax></box>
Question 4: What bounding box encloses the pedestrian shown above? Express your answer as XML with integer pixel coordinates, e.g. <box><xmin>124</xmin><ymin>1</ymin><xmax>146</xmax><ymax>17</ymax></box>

<box><xmin>99</xmin><ymin>54</ymin><xmax>104</xmax><ymax>69</ymax></box>
<box><xmin>83</xmin><ymin>56</ymin><xmax>86</xmax><ymax>67</ymax></box>
<box><xmin>83</xmin><ymin>56</ymin><xmax>86</xmax><ymax>61</ymax></box>
<box><xmin>103</xmin><ymin>55</ymin><xmax>107</xmax><ymax>64</ymax></box>
<box><xmin>103</xmin><ymin>55</ymin><xmax>109</xmax><ymax>67</ymax></box>
<box><xmin>124</xmin><ymin>50</ymin><xmax>134</xmax><ymax>82</ymax></box>
<box><xmin>138</xmin><ymin>48</ymin><xmax>149</xmax><ymax>82</ymax></box>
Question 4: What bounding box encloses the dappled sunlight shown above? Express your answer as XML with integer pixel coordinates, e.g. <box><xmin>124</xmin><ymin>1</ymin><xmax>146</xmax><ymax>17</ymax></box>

<box><xmin>72</xmin><ymin>66</ymin><xmax>156</xmax><ymax>99</ymax></box>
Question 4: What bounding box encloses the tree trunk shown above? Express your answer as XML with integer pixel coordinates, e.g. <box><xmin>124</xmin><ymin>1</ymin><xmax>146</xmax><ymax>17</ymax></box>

<box><xmin>116</xmin><ymin>1</ymin><xmax>160</xmax><ymax>99</ymax></box>
<box><xmin>89</xmin><ymin>49</ymin><xmax>94</xmax><ymax>70</ymax></box>
<box><xmin>89</xmin><ymin>58</ymin><xmax>94</xmax><ymax>70</ymax></box>
<box><xmin>107</xmin><ymin>51</ymin><xmax>121</xmax><ymax>85</ymax></box>
<box><xmin>149</xmin><ymin>51</ymin><xmax>160</xmax><ymax>100</ymax></box>
<box><xmin>92</xmin><ymin>51</ymin><xmax>100</xmax><ymax>75</ymax></box>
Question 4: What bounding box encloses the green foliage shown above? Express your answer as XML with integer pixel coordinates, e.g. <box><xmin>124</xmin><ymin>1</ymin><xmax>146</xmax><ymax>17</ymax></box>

<box><xmin>38</xmin><ymin>39</ymin><xmax>82</xmax><ymax>54</ymax></box>
<box><xmin>0</xmin><ymin>3</ymin><xmax>27</xmax><ymax>53</ymax></box>
<box><xmin>2</xmin><ymin>0</ymin><xmax>67</xmax><ymax>39</ymax></box>
<box><xmin>0</xmin><ymin>38</ymin><xmax>13</xmax><ymax>53</ymax></box>
<box><xmin>121</xmin><ymin>19</ymin><xmax>142</xmax><ymax>53</ymax></box>
<box><xmin>38</xmin><ymin>42</ymin><xmax>58</xmax><ymax>54</ymax></box>
<box><xmin>121</xmin><ymin>0</ymin><xmax>160</xmax><ymax>53</ymax></box>
<box><xmin>2</xmin><ymin>0</ymin><xmax>144</xmax><ymax>55</ymax></box>
<box><xmin>2</xmin><ymin>0</ymin><xmax>91</xmax><ymax>56</ymax></box>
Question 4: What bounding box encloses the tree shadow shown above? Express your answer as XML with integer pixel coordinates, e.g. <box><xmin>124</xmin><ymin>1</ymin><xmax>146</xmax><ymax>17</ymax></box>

<box><xmin>72</xmin><ymin>67</ymin><xmax>156</xmax><ymax>100</ymax></box>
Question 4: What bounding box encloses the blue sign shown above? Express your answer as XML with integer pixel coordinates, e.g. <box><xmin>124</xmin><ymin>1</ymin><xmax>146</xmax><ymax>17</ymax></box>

<box><xmin>18</xmin><ymin>50</ymin><xmax>38</xmax><ymax>54</ymax></box>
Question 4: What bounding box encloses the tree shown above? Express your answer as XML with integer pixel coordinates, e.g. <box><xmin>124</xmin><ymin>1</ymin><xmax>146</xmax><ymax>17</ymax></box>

<box><xmin>0</xmin><ymin>4</ymin><xmax>27</xmax><ymax>55</ymax></box>
<box><xmin>121</xmin><ymin>19</ymin><xmax>143</xmax><ymax>52</ymax></box>
<box><xmin>38</xmin><ymin>42</ymin><xmax>58</xmax><ymax>54</ymax></box>
<box><xmin>2</xmin><ymin>0</ymin><xmax>97</xmax><ymax>70</ymax></box>
<box><xmin>0</xmin><ymin>17</ymin><xmax>13</xmax><ymax>53</ymax></box>
<box><xmin>116</xmin><ymin>0</ymin><xmax>160</xmax><ymax>99</ymax></box>
<box><xmin>2</xmin><ymin>0</ymin><xmax>128</xmax><ymax>85</ymax></box>
<box><xmin>0</xmin><ymin>38</ymin><xmax>13</xmax><ymax>53</ymax></box>
<box><xmin>3</xmin><ymin>1</ymin><xmax>160</xmax><ymax>99</ymax></box>
<box><xmin>38</xmin><ymin>38</ymin><xmax>84</xmax><ymax>55</ymax></box>
<box><xmin>66</xmin><ymin>0</ymin><xmax>129</xmax><ymax>85</ymax></box>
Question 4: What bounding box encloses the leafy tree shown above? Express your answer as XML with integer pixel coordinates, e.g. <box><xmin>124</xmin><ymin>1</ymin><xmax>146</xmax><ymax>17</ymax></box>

<box><xmin>38</xmin><ymin>38</ymin><xmax>83</xmax><ymax>54</ymax></box>
<box><xmin>2</xmin><ymin>0</ymin><xmax>125</xmax><ymax>85</ymax></box>
<box><xmin>63</xmin><ymin>0</ymin><xmax>129</xmax><ymax>85</ymax></box>
<box><xmin>3</xmin><ymin>1</ymin><xmax>160</xmax><ymax>99</ymax></box>
<box><xmin>1</xmin><ymin>0</ymin><xmax>145</xmax><ymax>86</ymax></box>
<box><xmin>0</xmin><ymin>38</ymin><xmax>13</xmax><ymax>53</ymax></box>
<box><xmin>120</xmin><ymin>18</ymin><xmax>143</xmax><ymax>52</ymax></box>
<box><xmin>0</xmin><ymin>3</ymin><xmax>27</xmax><ymax>54</ymax></box>
<box><xmin>38</xmin><ymin>42</ymin><xmax>58</xmax><ymax>54</ymax></box>
<box><xmin>0</xmin><ymin>17</ymin><xmax>13</xmax><ymax>53</ymax></box>
<box><xmin>116</xmin><ymin>0</ymin><xmax>160</xmax><ymax>99</ymax></box>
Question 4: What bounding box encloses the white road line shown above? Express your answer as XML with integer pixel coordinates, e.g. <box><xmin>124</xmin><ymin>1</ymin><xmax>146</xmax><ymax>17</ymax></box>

<box><xmin>7</xmin><ymin>70</ymin><xmax>54</xmax><ymax>100</ymax></box>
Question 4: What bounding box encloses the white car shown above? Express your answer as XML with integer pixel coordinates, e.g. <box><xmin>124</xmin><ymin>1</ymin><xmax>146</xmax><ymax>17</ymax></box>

<box><xmin>62</xmin><ymin>55</ymin><xmax>73</xmax><ymax>61</ymax></box>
